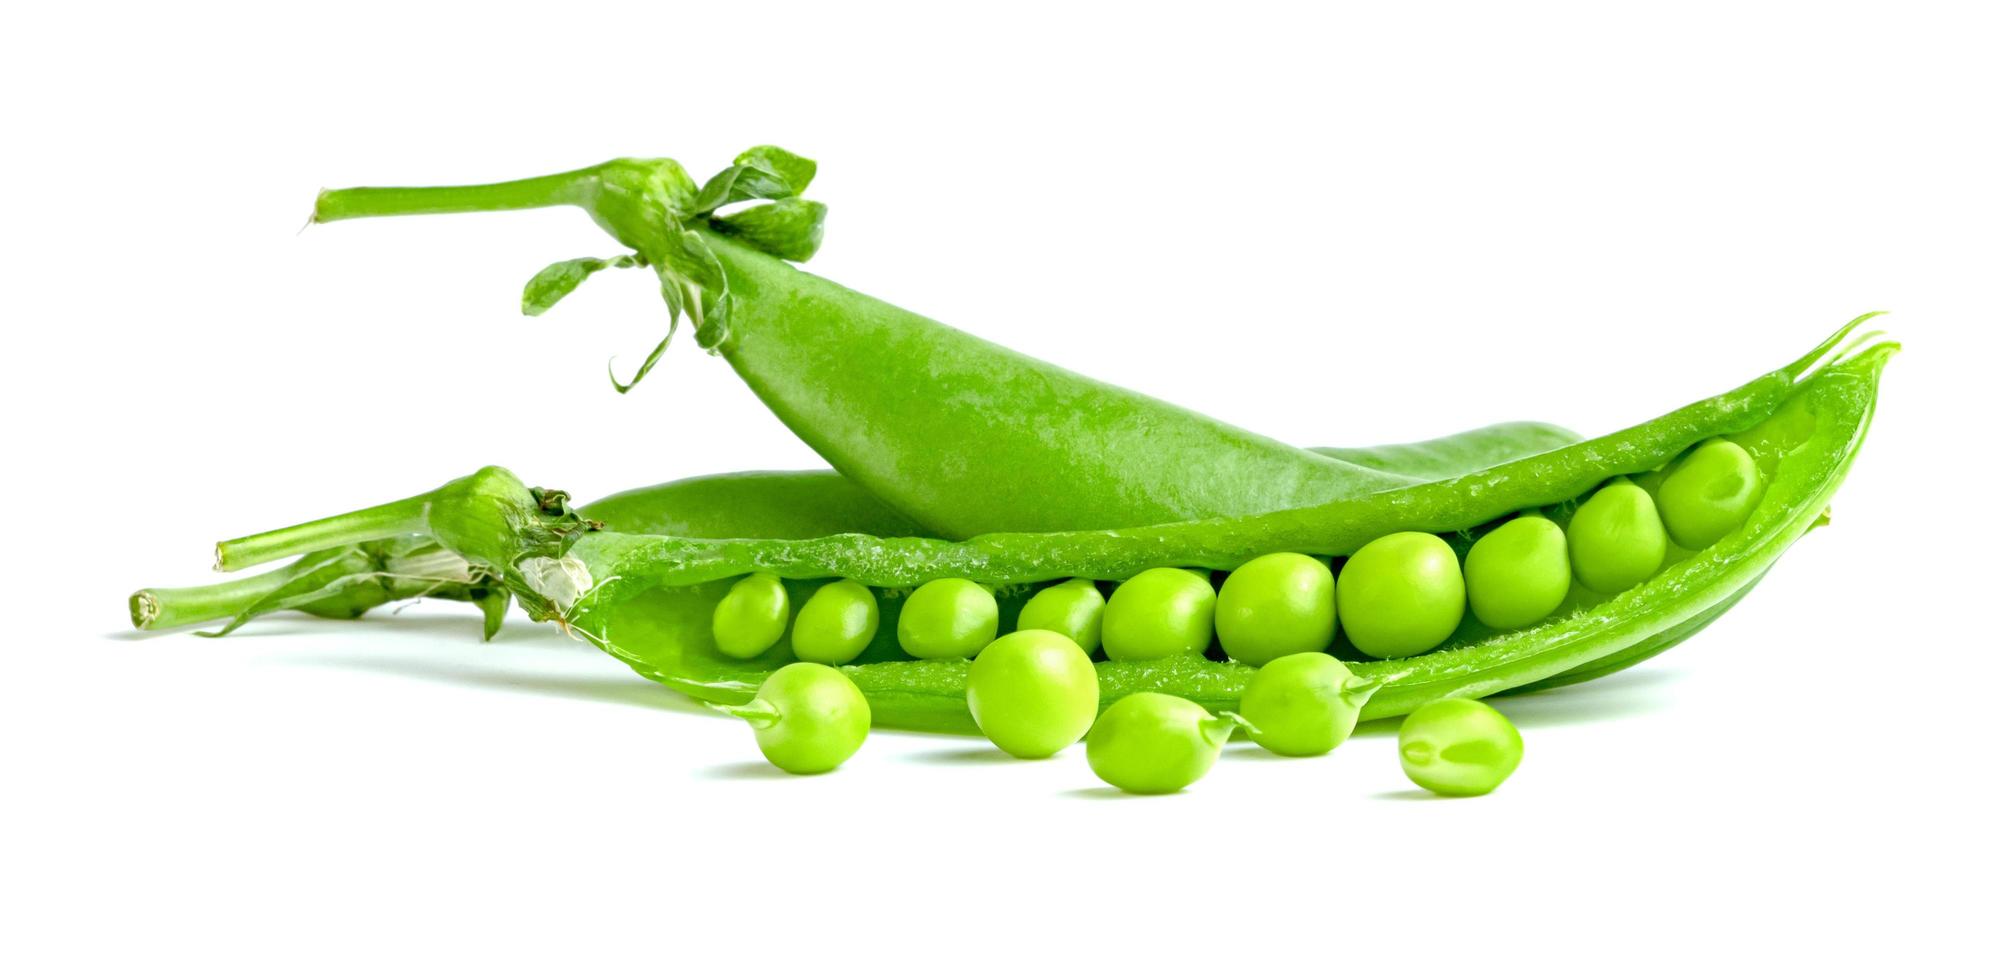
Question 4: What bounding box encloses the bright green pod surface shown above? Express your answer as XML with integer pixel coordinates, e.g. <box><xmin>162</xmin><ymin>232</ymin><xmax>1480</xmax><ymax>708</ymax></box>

<box><xmin>144</xmin><ymin>324</ymin><xmax>1895</xmax><ymax>733</ymax></box>
<box><xmin>1464</xmin><ymin>516</ymin><xmax>1572</xmax><ymax>630</ymax></box>
<box><xmin>1657</xmin><ymin>439</ymin><xmax>1764</xmax><ymax>549</ymax></box>
<box><xmin>1397</xmin><ymin>698</ymin><xmax>1524</xmax><ymax>796</ymax></box>
<box><xmin>1568</xmin><ymin>480</ymin><xmax>1668</xmax><ymax>594</ymax></box>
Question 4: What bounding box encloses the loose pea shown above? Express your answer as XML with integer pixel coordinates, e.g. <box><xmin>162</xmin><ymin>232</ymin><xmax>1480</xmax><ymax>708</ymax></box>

<box><xmin>966</xmin><ymin>629</ymin><xmax>1100</xmax><ymax>758</ymax></box>
<box><xmin>1101</xmin><ymin>568</ymin><xmax>1217</xmax><ymax>662</ymax></box>
<box><xmin>1464</xmin><ymin>515</ymin><xmax>1572</xmax><ymax>630</ymax></box>
<box><xmin>1657</xmin><ymin>438</ymin><xmax>1763</xmax><ymax>549</ymax></box>
<box><xmin>897</xmin><ymin>578</ymin><xmax>999</xmax><ymax>660</ymax></box>
<box><xmin>1237</xmin><ymin>652</ymin><xmax>1379</xmax><ymax>757</ymax></box>
<box><xmin>1085</xmin><ymin>692</ymin><xmax>1241</xmax><ymax>794</ymax></box>
<box><xmin>722</xmin><ymin>662</ymin><xmax>871</xmax><ymax>774</ymax></box>
<box><xmin>1016</xmin><ymin>579</ymin><xmax>1106</xmax><ymax>654</ymax></box>
<box><xmin>1336</xmin><ymin>532</ymin><xmax>1466</xmax><ymax>659</ymax></box>
<box><xmin>711</xmin><ymin>572</ymin><xmax>790</xmax><ymax>659</ymax></box>
<box><xmin>791</xmin><ymin>579</ymin><xmax>880</xmax><ymax>666</ymax></box>
<box><xmin>1567</xmin><ymin>479</ymin><xmax>1668</xmax><ymax>594</ymax></box>
<box><xmin>1397</xmin><ymin>698</ymin><xmax>1523</xmax><ymax>796</ymax></box>
<box><xmin>1214</xmin><ymin>553</ymin><xmax>1336</xmax><ymax>667</ymax></box>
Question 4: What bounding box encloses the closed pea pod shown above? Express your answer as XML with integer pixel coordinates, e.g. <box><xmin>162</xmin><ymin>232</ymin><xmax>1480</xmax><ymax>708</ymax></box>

<box><xmin>1214</xmin><ymin>553</ymin><xmax>1336</xmax><ymax>667</ymax></box>
<box><xmin>1336</xmin><ymin>532</ymin><xmax>1466</xmax><ymax>659</ymax></box>
<box><xmin>718</xmin><ymin>662</ymin><xmax>871</xmax><ymax>774</ymax></box>
<box><xmin>1464</xmin><ymin>515</ymin><xmax>1572</xmax><ymax>630</ymax></box>
<box><xmin>711</xmin><ymin>572</ymin><xmax>789</xmax><ymax>659</ymax></box>
<box><xmin>1016</xmin><ymin>579</ymin><xmax>1106</xmax><ymax>654</ymax></box>
<box><xmin>791</xmin><ymin>579</ymin><xmax>880</xmax><ymax>666</ymax></box>
<box><xmin>1657</xmin><ymin>438</ymin><xmax>1763</xmax><ymax>549</ymax></box>
<box><xmin>966</xmin><ymin>630</ymin><xmax>1099</xmax><ymax>759</ymax></box>
<box><xmin>897</xmin><ymin>578</ymin><xmax>998</xmax><ymax>660</ymax></box>
<box><xmin>1397</xmin><ymin>698</ymin><xmax>1523</xmax><ymax>796</ymax></box>
<box><xmin>1086</xmin><ymin>692</ymin><xmax>1244</xmax><ymax>794</ymax></box>
<box><xmin>1101</xmin><ymin>568</ymin><xmax>1216</xmax><ymax>662</ymax></box>
<box><xmin>1568</xmin><ymin>479</ymin><xmax>1668</xmax><ymax>594</ymax></box>
<box><xmin>1238</xmin><ymin>652</ymin><xmax>1379</xmax><ymax>757</ymax></box>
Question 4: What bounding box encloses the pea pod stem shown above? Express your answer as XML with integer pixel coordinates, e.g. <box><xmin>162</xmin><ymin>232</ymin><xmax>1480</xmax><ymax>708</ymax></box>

<box><xmin>213</xmin><ymin>492</ymin><xmax>432</xmax><ymax>572</ymax></box>
<box><xmin>313</xmin><ymin>166</ymin><xmax>598</xmax><ymax>223</ymax></box>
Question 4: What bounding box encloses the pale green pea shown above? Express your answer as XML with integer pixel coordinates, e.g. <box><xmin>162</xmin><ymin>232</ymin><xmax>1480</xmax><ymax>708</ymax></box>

<box><xmin>1237</xmin><ymin>652</ymin><xmax>1379</xmax><ymax>757</ymax></box>
<box><xmin>720</xmin><ymin>662</ymin><xmax>870</xmax><ymax>775</ymax></box>
<box><xmin>896</xmin><ymin>578</ymin><xmax>998</xmax><ymax>660</ymax></box>
<box><xmin>1101</xmin><ymin>568</ymin><xmax>1216</xmax><ymax>662</ymax></box>
<box><xmin>966</xmin><ymin>630</ymin><xmax>1099</xmax><ymax>759</ymax></box>
<box><xmin>711</xmin><ymin>572</ymin><xmax>789</xmax><ymax>659</ymax></box>
<box><xmin>1568</xmin><ymin>479</ymin><xmax>1668</xmax><ymax>594</ymax></box>
<box><xmin>1335</xmin><ymin>532</ymin><xmax>1466</xmax><ymax>659</ymax></box>
<box><xmin>1657</xmin><ymin>438</ymin><xmax>1763</xmax><ymax>549</ymax></box>
<box><xmin>1464</xmin><ymin>515</ymin><xmax>1572</xmax><ymax>630</ymax></box>
<box><xmin>1016</xmin><ymin>579</ymin><xmax>1106</xmax><ymax>654</ymax></box>
<box><xmin>1397</xmin><ymin>698</ymin><xmax>1523</xmax><ymax>796</ymax></box>
<box><xmin>791</xmin><ymin>579</ymin><xmax>880</xmax><ymax>666</ymax></box>
<box><xmin>1214</xmin><ymin>552</ymin><xmax>1336</xmax><ymax>667</ymax></box>
<box><xmin>1085</xmin><ymin>692</ymin><xmax>1242</xmax><ymax>794</ymax></box>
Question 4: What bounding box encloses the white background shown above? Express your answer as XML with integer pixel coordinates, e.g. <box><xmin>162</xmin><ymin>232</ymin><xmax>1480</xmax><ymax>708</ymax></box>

<box><xmin>4</xmin><ymin>2</ymin><xmax>1986</xmax><ymax>976</ymax></box>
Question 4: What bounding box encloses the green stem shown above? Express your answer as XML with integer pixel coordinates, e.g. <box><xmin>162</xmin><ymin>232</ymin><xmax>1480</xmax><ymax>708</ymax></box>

<box><xmin>130</xmin><ymin>564</ymin><xmax>302</xmax><ymax>631</ymax></box>
<box><xmin>312</xmin><ymin>166</ymin><xmax>598</xmax><ymax>223</ymax></box>
<box><xmin>713</xmin><ymin>697</ymin><xmax>781</xmax><ymax>730</ymax></box>
<box><xmin>213</xmin><ymin>494</ymin><xmax>431</xmax><ymax>571</ymax></box>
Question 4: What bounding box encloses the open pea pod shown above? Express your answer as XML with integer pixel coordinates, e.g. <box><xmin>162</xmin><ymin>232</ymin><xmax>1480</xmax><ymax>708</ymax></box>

<box><xmin>134</xmin><ymin>324</ymin><xmax>1892</xmax><ymax>731</ymax></box>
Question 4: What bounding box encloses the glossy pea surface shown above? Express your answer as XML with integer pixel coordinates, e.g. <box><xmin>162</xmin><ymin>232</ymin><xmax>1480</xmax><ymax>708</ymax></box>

<box><xmin>1016</xmin><ymin>579</ymin><xmax>1106</xmax><ymax>654</ymax></box>
<box><xmin>1397</xmin><ymin>698</ymin><xmax>1523</xmax><ymax>796</ymax></box>
<box><xmin>1214</xmin><ymin>552</ymin><xmax>1336</xmax><ymax>667</ymax></box>
<box><xmin>1101</xmin><ymin>568</ymin><xmax>1217</xmax><ymax>662</ymax></box>
<box><xmin>791</xmin><ymin>579</ymin><xmax>880</xmax><ymax>666</ymax></box>
<box><xmin>1464</xmin><ymin>516</ymin><xmax>1572</xmax><ymax>630</ymax></box>
<box><xmin>1657</xmin><ymin>439</ymin><xmax>1763</xmax><ymax>549</ymax></box>
<box><xmin>1336</xmin><ymin>532</ymin><xmax>1466</xmax><ymax>659</ymax></box>
<box><xmin>1085</xmin><ymin>692</ymin><xmax>1237</xmax><ymax>794</ymax></box>
<box><xmin>711</xmin><ymin>572</ymin><xmax>790</xmax><ymax>659</ymax></box>
<box><xmin>966</xmin><ymin>629</ymin><xmax>1099</xmax><ymax>759</ymax></box>
<box><xmin>1237</xmin><ymin>652</ymin><xmax>1376</xmax><ymax>757</ymax></box>
<box><xmin>1568</xmin><ymin>480</ymin><xmax>1668</xmax><ymax>594</ymax></box>
<box><xmin>740</xmin><ymin>662</ymin><xmax>871</xmax><ymax>775</ymax></box>
<box><xmin>896</xmin><ymin>578</ymin><xmax>998</xmax><ymax>660</ymax></box>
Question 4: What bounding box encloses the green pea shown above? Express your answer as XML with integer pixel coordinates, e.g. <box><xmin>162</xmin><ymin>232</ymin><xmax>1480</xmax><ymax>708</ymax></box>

<box><xmin>1085</xmin><ymin>692</ymin><xmax>1241</xmax><ymax>794</ymax></box>
<box><xmin>896</xmin><ymin>578</ymin><xmax>999</xmax><ymax>660</ymax></box>
<box><xmin>1463</xmin><ymin>515</ymin><xmax>1572</xmax><ymax>630</ymax></box>
<box><xmin>966</xmin><ymin>629</ymin><xmax>1100</xmax><ymax>759</ymax></box>
<box><xmin>1657</xmin><ymin>438</ymin><xmax>1763</xmax><ymax>549</ymax></box>
<box><xmin>1101</xmin><ymin>568</ymin><xmax>1217</xmax><ymax>662</ymax></box>
<box><xmin>1214</xmin><ymin>553</ymin><xmax>1337</xmax><ymax>667</ymax></box>
<box><xmin>1567</xmin><ymin>479</ymin><xmax>1668</xmax><ymax>594</ymax></box>
<box><xmin>1335</xmin><ymin>531</ymin><xmax>1465</xmax><ymax>659</ymax></box>
<box><xmin>711</xmin><ymin>572</ymin><xmax>790</xmax><ymax>659</ymax></box>
<box><xmin>721</xmin><ymin>662</ymin><xmax>871</xmax><ymax>775</ymax></box>
<box><xmin>1237</xmin><ymin>652</ymin><xmax>1379</xmax><ymax>757</ymax></box>
<box><xmin>791</xmin><ymin>579</ymin><xmax>880</xmax><ymax>666</ymax></box>
<box><xmin>1397</xmin><ymin>698</ymin><xmax>1523</xmax><ymax>796</ymax></box>
<box><xmin>1016</xmin><ymin>579</ymin><xmax>1106</xmax><ymax>654</ymax></box>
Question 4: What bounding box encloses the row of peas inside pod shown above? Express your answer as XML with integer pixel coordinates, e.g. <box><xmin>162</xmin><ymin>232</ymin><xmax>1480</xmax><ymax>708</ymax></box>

<box><xmin>707</xmin><ymin>438</ymin><xmax>1762</xmax><ymax>793</ymax></box>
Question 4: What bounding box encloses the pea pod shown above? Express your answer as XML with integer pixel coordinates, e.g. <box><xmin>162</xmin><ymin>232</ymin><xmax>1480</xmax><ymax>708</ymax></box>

<box><xmin>133</xmin><ymin>420</ymin><xmax>1579</xmax><ymax>635</ymax></box>
<box><xmin>137</xmin><ymin>324</ymin><xmax>1893</xmax><ymax>732</ymax></box>
<box><xmin>309</xmin><ymin>150</ymin><xmax>1584</xmax><ymax>537</ymax></box>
